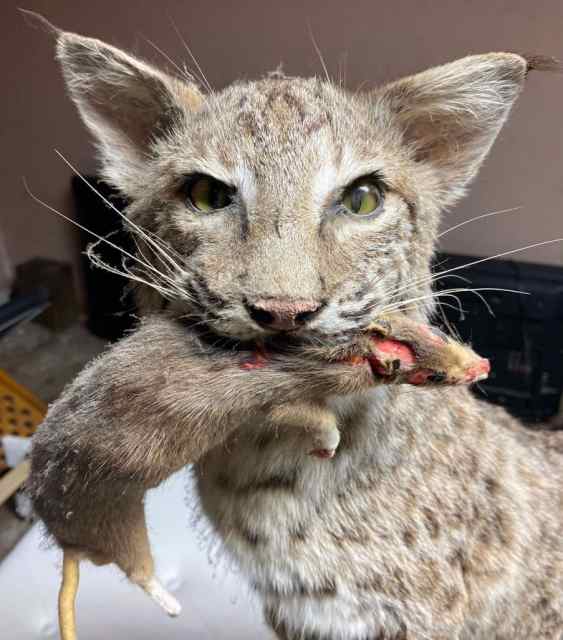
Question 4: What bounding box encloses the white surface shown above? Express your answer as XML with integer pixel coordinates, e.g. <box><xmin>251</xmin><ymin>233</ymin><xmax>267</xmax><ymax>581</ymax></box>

<box><xmin>2</xmin><ymin>435</ymin><xmax>31</xmax><ymax>468</ymax></box>
<box><xmin>0</xmin><ymin>468</ymin><xmax>275</xmax><ymax>639</ymax></box>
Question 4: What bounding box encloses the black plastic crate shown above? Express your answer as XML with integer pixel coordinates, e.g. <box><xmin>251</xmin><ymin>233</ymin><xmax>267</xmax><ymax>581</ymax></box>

<box><xmin>72</xmin><ymin>176</ymin><xmax>137</xmax><ymax>342</ymax></box>
<box><xmin>435</xmin><ymin>252</ymin><xmax>563</xmax><ymax>423</ymax></box>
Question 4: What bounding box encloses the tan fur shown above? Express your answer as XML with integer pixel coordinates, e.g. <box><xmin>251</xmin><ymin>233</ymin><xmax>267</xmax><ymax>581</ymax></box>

<box><xmin>30</xmin><ymin>313</ymin><xmax>484</xmax><ymax>587</ymax></box>
<box><xmin>25</xmin><ymin>13</ymin><xmax>563</xmax><ymax>639</ymax></box>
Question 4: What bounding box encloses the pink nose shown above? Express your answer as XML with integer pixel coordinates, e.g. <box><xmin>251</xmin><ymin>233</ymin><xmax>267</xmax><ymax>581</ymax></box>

<box><xmin>247</xmin><ymin>298</ymin><xmax>322</xmax><ymax>331</ymax></box>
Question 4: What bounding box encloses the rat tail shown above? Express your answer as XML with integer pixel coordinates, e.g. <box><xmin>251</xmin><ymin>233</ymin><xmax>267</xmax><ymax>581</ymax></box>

<box><xmin>58</xmin><ymin>550</ymin><xmax>80</xmax><ymax>640</ymax></box>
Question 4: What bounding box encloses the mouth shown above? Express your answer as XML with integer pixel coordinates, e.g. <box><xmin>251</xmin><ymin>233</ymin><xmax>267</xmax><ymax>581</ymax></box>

<box><xmin>177</xmin><ymin>311</ymin><xmax>490</xmax><ymax>388</ymax></box>
<box><xmin>236</xmin><ymin>317</ymin><xmax>491</xmax><ymax>389</ymax></box>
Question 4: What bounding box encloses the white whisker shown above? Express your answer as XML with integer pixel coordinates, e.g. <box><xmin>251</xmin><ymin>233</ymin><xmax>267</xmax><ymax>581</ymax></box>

<box><xmin>167</xmin><ymin>14</ymin><xmax>213</xmax><ymax>94</ymax></box>
<box><xmin>435</xmin><ymin>300</ymin><xmax>467</xmax><ymax>316</ymax></box>
<box><xmin>438</xmin><ymin>206</ymin><xmax>522</xmax><ymax>238</ymax></box>
<box><xmin>307</xmin><ymin>25</ymin><xmax>331</xmax><ymax>83</ymax></box>
<box><xmin>54</xmin><ymin>150</ymin><xmax>188</xmax><ymax>285</ymax></box>
<box><xmin>434</xmin><ymin>302</ymin><xmax>466</xmax><ymax>341</ymax></box>
<box><xmin>431</xmin><ymin>238</ymin><xmax>563</xmax><ymax>283</ymax></box>
<box><xmin>379</xmin><ymin>286</ymin><xmax>529</xmax><ymax>317</ymax></box>
<box><xmin>142</xmin><ymin>36</ymin><xmax>196</xmax><ymax>84</ymax></box>
<box><xmin>371</xmin><ymin>273</ymin><xmax>471</xmax><ymax>313</ymax></box>
<box><xmin>382</xmin><ymin>236</ymin><xmax>563</xmax><ymax>310</ymax></box>
<box><xmin>86</xmin><ymin>240</ymin><xmax>179</xmax><ymax>300</ymax></box>
<box><xmin>23</xmin><ymin>179</ymin><xmax>150</xmax><ymax>272</ymax></box>
<box><xmin>22</xmin><ymin>178</ymin><xmax>186</xmax><ymax>300</ymax></box>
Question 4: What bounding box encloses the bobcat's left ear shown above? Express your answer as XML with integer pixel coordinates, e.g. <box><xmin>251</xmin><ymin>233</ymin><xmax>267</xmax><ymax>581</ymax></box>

<box><xmin>375</xmin><ymin>53</ymin><xmax>559</xmax><ymax>206</ymax></box>
<box><xmin>22</xmin><ymin>10</ymin><xmax>204</xmax><ymax>198</ymax></box>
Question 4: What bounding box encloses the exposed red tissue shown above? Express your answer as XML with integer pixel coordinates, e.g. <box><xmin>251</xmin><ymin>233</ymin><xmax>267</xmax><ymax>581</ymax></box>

<box><xmin>240</xmin><ymin>352</ymin><xmax>268</xmax><ymax>370</ymax></box>
<box><xmin>370</xmin><ymin>337</ymin><xmax>416</xmax><ymax>367</ymax></box>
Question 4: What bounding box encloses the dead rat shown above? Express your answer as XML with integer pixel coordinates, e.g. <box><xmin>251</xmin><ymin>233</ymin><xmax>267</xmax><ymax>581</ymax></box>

<box><xmin>28</xmin><ymin>312</ymin><xmax>489</xmax><ymax>640</ymax></box>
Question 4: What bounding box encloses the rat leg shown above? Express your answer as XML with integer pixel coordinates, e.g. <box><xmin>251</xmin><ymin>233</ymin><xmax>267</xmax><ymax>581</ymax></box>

<box><xmin>107</xmin><ymin>490</ymin><xmax>181</xmax><ymax>617</ymax></box>
<box><xmin>56</xmin><ymin>493</ymin><xmax>180</xmax><ymax>640</ymax></box>
<box><xmin>64</xmin><ymin>487</ymin><xmax>181</xmax><ymax>618</ymax></box>
<box><xmin>268</xmin><ymin>402</ymin><xmax>340</xmax><ymax>459</ymax></box>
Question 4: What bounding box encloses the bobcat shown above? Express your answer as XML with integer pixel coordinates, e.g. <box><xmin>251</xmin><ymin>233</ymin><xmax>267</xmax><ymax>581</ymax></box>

<box><xmin>26</xmin><ymin>12</ymin><xmax>562</xmax><ymax>640</ymax></box>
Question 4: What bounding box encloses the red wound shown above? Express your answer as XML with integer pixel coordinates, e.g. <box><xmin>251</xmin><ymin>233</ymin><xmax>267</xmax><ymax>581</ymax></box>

<box><xmin>371</xmin><ymin>337</ymin><xmax>416</xmax><ymax>367</ymax></box>
<box><xmin>240</xmin><ymin>351</ymin><xmax>268</xmax><ymax>370</ymax></box>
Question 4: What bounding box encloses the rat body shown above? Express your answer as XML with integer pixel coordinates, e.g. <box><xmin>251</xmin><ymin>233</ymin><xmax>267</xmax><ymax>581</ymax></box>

<box><xmin>29</xmin><ymin>313</ymin><xmax>488</xmax><ymax>637</ymax></box>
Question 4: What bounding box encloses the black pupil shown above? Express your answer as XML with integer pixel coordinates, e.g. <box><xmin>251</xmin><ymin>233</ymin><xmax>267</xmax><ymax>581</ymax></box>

<box><xmin>209</xmin><ymin>179</ymin><xmax>230</xmax><ymax>208</ymax></box>
<box><xmin>351</xmin><ymin>185</ymin><xmax>370</xmax><ymax>212</ymax></box>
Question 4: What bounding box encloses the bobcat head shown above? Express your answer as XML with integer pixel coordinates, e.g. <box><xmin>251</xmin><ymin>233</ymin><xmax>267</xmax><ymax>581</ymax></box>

<box><xmin>43</xmin><ymin>17</ymin><xmax>549</xmax><ymax>341</ymax></box>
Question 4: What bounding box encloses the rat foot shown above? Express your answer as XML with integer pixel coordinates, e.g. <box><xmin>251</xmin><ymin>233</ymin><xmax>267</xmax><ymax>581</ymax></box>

<box><xmin>268</xmin><ymin>402</ymin><xmax>340</xmax><ymax>460</ymax></box>
<box><xmin>308</xmin><ymin>422</ymin><xmax>341</xmax><ymax>458</ymax></box>
<box><xmin>142</xmin><ymin>577</ymin><xmax>182</xmax><ymax>617</ymax></box>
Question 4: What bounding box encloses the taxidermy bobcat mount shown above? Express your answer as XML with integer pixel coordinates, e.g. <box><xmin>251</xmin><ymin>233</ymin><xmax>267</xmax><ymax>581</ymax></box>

<box><xmin>24</xmin><ymin>10</ymin><xmax>563</xmax><ymax>640</ymax></box>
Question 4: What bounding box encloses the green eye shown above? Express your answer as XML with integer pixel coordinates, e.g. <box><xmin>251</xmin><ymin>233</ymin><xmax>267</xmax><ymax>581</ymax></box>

<box><xmin>341</xmin><ymin>179</ymin><xmax>384</xmax><ymax>217</ymax></box>
<box><xmin>184</xmin><ymin>175</ymin><xmax>235</xmax><ymax>213</ymax></box>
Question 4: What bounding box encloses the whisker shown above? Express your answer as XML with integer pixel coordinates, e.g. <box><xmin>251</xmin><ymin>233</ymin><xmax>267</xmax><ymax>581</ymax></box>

<box><xmin>435</xmin><ymin>300</ymin><xmax>467</xmax><ymax>316</ymax></box>
<box><xmin>86</xmin><ymin>241</ymin><xmax>179</xmax><ymax>300</ymax></box>
<box><xmin>167</xmin><ymin>14</ymin><xmax>214</xmax><ymax>94</ymax></box>
<box><xmin>307</xmin><ymin>24</ymin><xmax>331</xmax><ymax>83</ymax></box>
<box><xmin>469</xmin><ymin>289</ymin><xmax>494</xmax><ymax>317</ymax></box>
<box><xmin>164</xmin><ymin>15</ymin><xmax>235</xmax><ymax>137</ymax></box>
<box><xmin>430</xmin><ymin>238</ymin><xmax>563</xmax><ymax>284</ymax></box>
<box><xmin>130</xmin><ymin>234</ymin><xmax>160</xmax><ymax>275</ymax></box>
<box><xmin>435</xmin><ymin>298</ymin><xmax>466</xmax><ymax>318</ymax></box>
<box><xmin>434</xmin><ymin>302</ymin><xmax>466</xmax><ymax>341</ymax></box>
<box><xmin>142</xmin><ymin>36</ymin><xmax>196</xmax><ymax>84</ymax></box>
<box><xmin>392</xmin><ymin>273</ymin><xmax>471</xmax><ymax>299</ymax></box>
<box><xmin>23</xmin><ymin>179</ymin><xmax>153</xmax><ymax>274</ymax></box>
<box><xmin>54</xmin><ymin>150</ymin><xmax>188</xmax><ymax>283</ymax></box>
<box><xmin>438</xmin><ymin>206</ymin><xmax>522</xmax><ymax>238</ymax></box>
<box><xmin>368</xmin><ymin>273</ymin><xmax>472</xmax><ymax>314</ymax></box>
<box><xmin>22</xmin><ymin>179</ymin><xmax>185</xmax><ymax>300</ymax></box>
<box><xmin>474</xmin><ymin>382</ymin><xmax>488</xmax><ymax>397</ymax></box>
<box><xmin>383</xmin><ymin>237</ymin><xmax>563</xmax><ymax>308</ymax></box>
<box><xmin>378</xmin><ymin>287</ymin><xmax>529</xmax><ymax>317</ymax></box>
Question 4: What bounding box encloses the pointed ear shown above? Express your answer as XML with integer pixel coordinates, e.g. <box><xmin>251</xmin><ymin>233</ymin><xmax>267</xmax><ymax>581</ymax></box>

<box><xmin>375</xmin><ymin>53</ymin><xmax>558</xmax><ymax>206</ymax></box>
<box><xmin>35</xmin><ymin>17</ymin><xmax>204</xmax><ymax>194</ymax></box>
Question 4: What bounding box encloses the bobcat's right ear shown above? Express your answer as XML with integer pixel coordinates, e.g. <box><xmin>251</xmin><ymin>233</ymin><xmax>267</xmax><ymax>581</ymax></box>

<box><xmin>23</xmin><ymin>10</ymin><xmax>204</xmax><ymax>196</ymax></box>
<box><xmin>374</xmin><ymin>52</ymin><xmax>560</xmax><ymax>208</ymax></box>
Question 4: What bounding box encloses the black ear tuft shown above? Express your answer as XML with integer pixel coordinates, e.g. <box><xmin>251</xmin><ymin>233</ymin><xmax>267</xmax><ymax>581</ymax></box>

<box><xmin>521</xmin><ymin>53</ymin><xmax>562</xmax><ymax>75</ymax></box>
<box><xmin>19</xmin><ymin>9</ymin><xmax>61</xmax><ymax>37</ymax></box>
<box><xmin>375</xmin><ymin>53</ymin><xmax>532</xmax><ymax>207</ymax></box>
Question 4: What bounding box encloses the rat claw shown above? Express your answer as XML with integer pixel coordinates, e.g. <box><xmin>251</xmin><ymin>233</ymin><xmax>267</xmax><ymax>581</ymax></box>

<box><xmin>366</xmin><ymin>318</ymin><xmax>392</xmax><ymax>337</ymax></box>
<box><xmin>142</xmin><ymin>577</ymin><xmax>182</xmax><ymax>617</ymax></box>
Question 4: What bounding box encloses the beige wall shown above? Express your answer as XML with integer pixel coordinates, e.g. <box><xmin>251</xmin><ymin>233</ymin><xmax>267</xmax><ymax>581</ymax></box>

<box><xmin>2</xmin><ymin>0</ymin><xmax>563</xmax><ymax>273</ymax></box>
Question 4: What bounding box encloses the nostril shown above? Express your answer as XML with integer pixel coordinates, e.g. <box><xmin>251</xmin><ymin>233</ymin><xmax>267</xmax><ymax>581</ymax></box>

<box><xmin>246</xmin><ymin>299</ymin><xmax>324</xmax><ymax>330</ymax></box>
<box><xmin>247</xmin><ymin>304</ymin><xmax>277</xmax><ymax>328</ymax></box>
